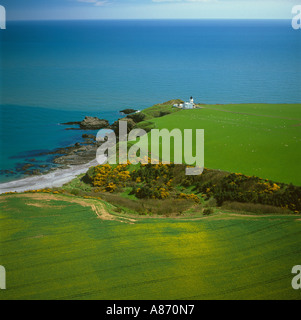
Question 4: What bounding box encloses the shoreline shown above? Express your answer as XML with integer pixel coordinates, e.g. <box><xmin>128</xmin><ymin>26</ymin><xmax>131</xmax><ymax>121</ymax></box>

<box><xmin>0</xmin><ymin>159</ymin><xmax>99</xmax><ymax>194</ymax></box>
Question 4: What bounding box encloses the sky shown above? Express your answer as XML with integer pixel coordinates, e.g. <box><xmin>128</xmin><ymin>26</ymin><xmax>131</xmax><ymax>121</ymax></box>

<box><xmin>1</xmin><ymin>0</ymin><xmax>300</xmax><ymax>21</ymax></box>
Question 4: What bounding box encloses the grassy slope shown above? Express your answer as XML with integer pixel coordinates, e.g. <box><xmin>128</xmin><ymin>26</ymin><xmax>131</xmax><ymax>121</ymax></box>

<box><xmin>1</xmin><ymin>195</ymin><xmax>300</xmax><ymax>300</ymax></box>
<box><xmin>138</xmin><ymin>103</ymin><xmax>301</xmax><ymax>185</ymax></box>
<box><xmin>140</xmin><ymin>102</ymin><xmax>182</xmax><ymax>120</ymax></box>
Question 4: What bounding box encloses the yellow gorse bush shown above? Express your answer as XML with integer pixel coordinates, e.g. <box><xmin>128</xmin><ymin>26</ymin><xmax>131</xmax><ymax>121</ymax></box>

<box><xmin>178</xmin><ymin>193</ymin><xmax>200</xmax><ymax>203</ymax></box>
<box><xmin>92</xmin><ymin>163</ymin><xmax>131</xmax><ymax>192</ymax></box>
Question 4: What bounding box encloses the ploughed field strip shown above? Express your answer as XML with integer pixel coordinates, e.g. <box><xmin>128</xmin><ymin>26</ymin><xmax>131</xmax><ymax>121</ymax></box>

<box><xmin>0</xmin><ymin>194</ymin><xmax>300</xmax><ymax>300</ymax></box>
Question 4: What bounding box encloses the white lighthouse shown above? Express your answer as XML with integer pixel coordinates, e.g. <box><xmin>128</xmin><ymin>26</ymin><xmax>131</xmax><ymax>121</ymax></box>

<box><xmin>173</xmin><ymin>96</ymin><xmax>196</xmax><ymax>109</ymax></box>
<box><xmin>183</xmin><ymin>96</ymin><xmax>195</xmax><ymax>109</ymax></box>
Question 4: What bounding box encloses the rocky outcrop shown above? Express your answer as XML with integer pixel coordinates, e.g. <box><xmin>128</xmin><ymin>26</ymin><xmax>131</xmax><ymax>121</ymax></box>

<box><xmin>61</xmin><ymin>121</ymin><xmax>81</xmax><ymax>125</ymax></box>
<box><xmin>120</xmin><ymin>108</ymin><xmax>138</xmax><ymax>115</ymax></box>
<box><xmin>111</xmin><ymin>117</ymin><xmax>136</xmax><ymax>136</ymax></box>
<box><xmin>79</xmin><ymin>117</ymin><xmax>109</xmax><ymax>130</ymax></box>
<box><xmin>126</xmin><ymin>112</ymin><xmax>145</xmax><ymax>123</ymax></box>
<box><xmin>61</xmin><ymin>117</ymin><xmax>109</xmax><ymax>130</ymax></box>
<box><xmin>53</xmin><ymin>143</ymin><xmax>99</xmax><ymax>165</ymax></box>
<box><xmin>82</xmin><ymin>134</ymin><xmax>96</xmax><ymax>140</ymax></box>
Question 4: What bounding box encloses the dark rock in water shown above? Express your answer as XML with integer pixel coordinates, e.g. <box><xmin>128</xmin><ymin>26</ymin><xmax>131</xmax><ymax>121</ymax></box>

<box><xmin>79</xmin><ymin>116</ymin><xmax>109</xmax><ymax>130</ymax></box>
<box><xmin>82</xmin><ymin>134</ymin><xmax>96</xmax><ymax>140</ymax></box>
<box><xmin>59</xmin><ymin>165</ymin><xmax>71</xmax><ymax>170</ymax></box>
<box><xmin>0</xmin><ymin>169</ymin><xmax>15</xmax><ymax>175</ymax></box>
<box><xmin>120</xmin><ymin>108</ymin><xmax>138</xmax><ymax>115</ymax></box>
<box><xmin>13</xmin><ymin>164</ymin><xmax>43</xmax><ymax>176</ymax></box>
<box><xmin>62</xmin><ymin>116</ymin><xmax>109</xmax><ymax>130</ymax></box>
<box><xmin>21</xmin><ymin>163</ymin><xmax>34</xmax><ymax>171</ymax></box>
<box><xmin>61</xmin><ymin>121</ymin><xmax>81</xmax><ymax>125</ymax></box>
<box><xmin>37</xmin><ymin>139</ymin><xmax>96</xmax><ymax>166</ymax></box>
<box><xmin>53</xmin><ymin>143</ymin><xmax>98</xmax><ymax>165</ymax></box>
<box><xmin>40</xmin><ymin>144</ymin><xmax>81</xmax><ymax>156</ymax></box>
<box><xmin>13</xmin><ymin>118</ymin><xmax>107</xmax><ymax>174</ymax></box>
<box><xmin>83</xmin><ymin>140</ymin><xmax>95</xmax><ymax>145</ymax></box>
<box><xmin>31</xmin><ymin>169</ymin><xmax>42</xmax><ymax>175</ymax></box>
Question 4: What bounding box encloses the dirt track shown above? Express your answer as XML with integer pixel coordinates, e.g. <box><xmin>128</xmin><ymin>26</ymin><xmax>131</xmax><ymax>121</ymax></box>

<box><xmin>2</xmin><ymin>193</ymin><xmax>136</xmax><ymax>224</ymax></box>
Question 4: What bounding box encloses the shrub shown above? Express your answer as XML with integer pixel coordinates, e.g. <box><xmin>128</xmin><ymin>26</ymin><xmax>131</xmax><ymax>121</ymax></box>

<box><xmin>178</xmin><ymin>193</ymin><xmax>200</xmax><ymax>203</ymax></box>
<box><xmin>98</xmin><ymin>193</ymin><xmax>195</xmax><ymax>215</ymax></box>
<box><xmin>82</xmin><ymin>163</ymin><xmax>301</xmax><ymax>214</ymax></box>
<box><xmin>205</xmin><ymin>197</ymin><xmax>217</xmax><ymax>207</ymax></box>
<box><xmin>127</xmin><ymin>112</ymin><xmax>146</xmax><ymax>123</ymax></box>
<box><xmin>222</xmin><ymin>201</ymin><xmax>292</xmax><ymax>215</ymax></box>
<box><xmin>159</xmin><ymin>111</ymin><xmax>171</xmax><ymax>117</ymax></box>
<box><xmin>70</xmin><ymin>189</ymin><xmax>80</xmax><ymax>196</ymax></box>
<box><xmin>90</xmin><ymin>164</ymin><xmax>131</xmax><ymax>192</ymax></box>
<box><xmin>203</xmin><ymin>208</ymin><xmax>214</xmax><ymax>215</ymax></box>
<box><xmin>140</xmin><ymin>199</ymin><xmax>195</xmax><ymax>215</ymax></box>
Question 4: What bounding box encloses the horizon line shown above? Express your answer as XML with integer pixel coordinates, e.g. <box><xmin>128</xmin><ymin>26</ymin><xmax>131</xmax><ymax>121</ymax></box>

<box><xmin>6</xmin><ymin>17</ymin><xmax>292</xmax><ymax>22</ymax></box>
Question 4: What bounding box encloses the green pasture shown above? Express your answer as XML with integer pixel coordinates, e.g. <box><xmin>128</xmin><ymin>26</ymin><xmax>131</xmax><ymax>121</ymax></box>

<box><xmin>137</xmin><ymin>103</ymin><xmax>301</xmax><ymax>185</ymax></box>
<box><xmin>0</xmin><ymin>195</ymin><xmax>300</xmax><ymax>300</ymax></box>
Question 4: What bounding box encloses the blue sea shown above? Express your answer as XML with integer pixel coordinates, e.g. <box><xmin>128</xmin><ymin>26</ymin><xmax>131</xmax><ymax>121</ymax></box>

<box><xmin>0</xmin><ymin>19</ymin><xmax>300</xmax><ymax>182</ymax></box>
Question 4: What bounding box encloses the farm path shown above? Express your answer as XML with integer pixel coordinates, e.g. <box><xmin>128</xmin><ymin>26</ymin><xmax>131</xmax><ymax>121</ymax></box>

<box><xmin>2</xmin><ymin>194</ymin><xmax>136</xmax><ymax>224</ymax></box>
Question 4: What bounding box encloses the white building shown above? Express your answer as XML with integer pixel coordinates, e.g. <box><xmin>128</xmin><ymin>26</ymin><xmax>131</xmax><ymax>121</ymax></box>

<box><xmin>173</xmin><ymin>97</ymin><xmax>195</xmax><ymax>109</ymax></box>
<box><xmin>183</xmin><ymin>97</ymin><xmax>194</xmax><ymax>109</ymax></box>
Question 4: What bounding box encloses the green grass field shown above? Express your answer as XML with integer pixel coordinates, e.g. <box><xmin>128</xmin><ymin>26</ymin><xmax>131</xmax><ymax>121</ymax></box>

<box><xmin>137</xmin><ymin>103</ymin><xmax>301</xmax><ymax>185</ymax></box>
<box><xmin>1</xmin><ymin>194</ymin><xmax>300</xmax><ymax>300</ymax></box>
<box><xmin>1</xmin><ymin>103</ymin><xmax>300</xmax><ymax>300</ymax></box>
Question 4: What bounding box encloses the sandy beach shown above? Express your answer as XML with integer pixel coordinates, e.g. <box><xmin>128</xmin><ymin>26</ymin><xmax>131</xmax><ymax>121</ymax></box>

<box><xmin>0</xmin><ymin>159</ymin><xmax>99</xmax><ymax>194</ymax></box>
